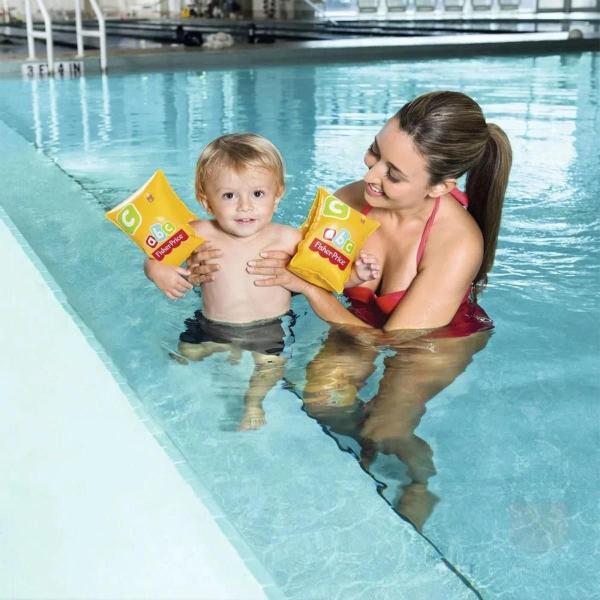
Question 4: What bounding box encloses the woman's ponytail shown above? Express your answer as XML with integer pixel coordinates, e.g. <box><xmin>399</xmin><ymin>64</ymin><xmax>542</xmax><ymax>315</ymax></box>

<box><xmin>466</xmin><ymin>123</ymin><xmax>512</xmax><ymax>295</ymax></box>
<box><xmin>396</xmin><ymin>92</ymin><xmax>512</xmax><ymax>298</ymax></box>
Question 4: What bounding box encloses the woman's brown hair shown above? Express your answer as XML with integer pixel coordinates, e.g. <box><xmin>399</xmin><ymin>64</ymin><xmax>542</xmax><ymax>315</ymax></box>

<box><xmin>396</xmin><ymin>91</ymin><xmax>512</xmax><ymax>296</ymax></box>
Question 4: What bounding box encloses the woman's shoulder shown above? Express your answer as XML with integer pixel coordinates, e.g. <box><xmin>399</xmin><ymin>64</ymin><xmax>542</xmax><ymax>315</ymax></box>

<box><xmin>334</xmin><ymin>180</ymin><xmax>366</xmax><ymax>211</ymax></box>
<box><xmin>428</xmin><ymin>193</ymin><xmax>483</xmax><ymax>258</ymax></box>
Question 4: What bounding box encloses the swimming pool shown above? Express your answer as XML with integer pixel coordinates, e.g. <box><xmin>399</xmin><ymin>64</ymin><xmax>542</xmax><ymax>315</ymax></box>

<box><xmin>1</xmin><ymin>52</ymin><xmax>598</xmax><ymax>598</ymax></box>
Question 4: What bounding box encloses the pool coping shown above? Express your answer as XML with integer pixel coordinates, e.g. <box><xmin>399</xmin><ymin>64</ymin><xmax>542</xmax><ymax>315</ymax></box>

<box><xmin>1</xmin><ymin>29</ymin><xmax>598</xmax><ymax>77</ymax></box>
<box><xmin>0</xmin><ymin>204</ymin><xmax>285</xmax><ymax>599</ymax></box>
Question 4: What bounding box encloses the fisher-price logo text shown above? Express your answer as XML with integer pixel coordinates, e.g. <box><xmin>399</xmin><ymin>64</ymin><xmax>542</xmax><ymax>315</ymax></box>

<box><xmin>308</xmin><ymin>195</ymin><xmax>357</xmax><ymax>269</ymax></box>
<box><xmin>151</xmin><ymin>229</ymin><xmax>189</xmax><ymax>261</ymax></box>
<box><xmin>145</xmin><ymin>222</ymin><xmax>189</xmax><ymax>261</ymax></box>
<box><xmin>309</xmin><ymin>237</ymin><xmax>350</xmax><ymax>271</ymax></box>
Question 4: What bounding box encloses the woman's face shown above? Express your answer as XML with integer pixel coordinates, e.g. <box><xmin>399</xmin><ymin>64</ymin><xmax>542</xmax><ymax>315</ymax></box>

<box><xmin>362</xmin><ymin>119</ymin><xmax>435</xmax><ymax>210</ymax></box>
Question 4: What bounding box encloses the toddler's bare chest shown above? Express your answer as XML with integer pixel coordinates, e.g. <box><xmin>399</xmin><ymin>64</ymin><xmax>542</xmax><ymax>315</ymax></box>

<box><xmin>207</xmin><ymin>238</ymin><xmax>282</xmax><ymax>296</ymax></box>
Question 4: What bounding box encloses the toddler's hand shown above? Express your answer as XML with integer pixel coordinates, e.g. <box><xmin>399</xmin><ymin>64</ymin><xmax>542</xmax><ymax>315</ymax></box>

<box><xmin>353</xmin><ymin>252</ymin><xmax>381</xmax><ymax>283</ymax></box>
<box><xmin>145</xmin><ymin>260</ymin><xmax>193</xmax><ymax>300</ymax></box>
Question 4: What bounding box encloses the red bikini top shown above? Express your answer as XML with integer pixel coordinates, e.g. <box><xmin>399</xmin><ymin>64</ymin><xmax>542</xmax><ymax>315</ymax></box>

<box><xmin>344</xmin><ymin>188</ymin><xmax>470</xmax><ymax>328</ymax></box>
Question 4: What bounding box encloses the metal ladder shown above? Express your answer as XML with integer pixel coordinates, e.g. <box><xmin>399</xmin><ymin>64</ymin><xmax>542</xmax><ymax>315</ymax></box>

<box><xmin>24</xmin><ymin>0</ymin><xmax>107</xmax><ymax>75</ymax></box>
<box><xmin>24</xmin><ymin>0</ymin><xmax>54</xmax><ymax>73</ymax></box>
<box><xmin>3</xmin><ymin>0</ymin><xmax>11</xmax><ymax>23</ymax></box>
<box><xmin>74</xmin><ymin>0</ymin><xmax>107</xmax><ymax>73</ymax></box>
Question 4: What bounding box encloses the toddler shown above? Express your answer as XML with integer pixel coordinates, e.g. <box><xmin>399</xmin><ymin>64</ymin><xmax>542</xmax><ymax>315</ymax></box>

<box><xmin>145</xmin><ymin>132</ymin><xmax>377</xmax><ymax>428</ymax></box>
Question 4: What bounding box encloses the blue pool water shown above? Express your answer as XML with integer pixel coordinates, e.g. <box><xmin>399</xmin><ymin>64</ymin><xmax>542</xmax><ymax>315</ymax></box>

<box><xmin>1</xmin><ymin>52</ymin><xmax>599</xmax><ymax>599</ymax></box>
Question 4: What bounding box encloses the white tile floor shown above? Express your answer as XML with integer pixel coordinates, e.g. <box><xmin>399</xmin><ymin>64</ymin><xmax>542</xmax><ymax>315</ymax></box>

<box><xmin>0</xmin><ymin>216</ymin><xmax>268</xmax><ymax>599</ymax></box>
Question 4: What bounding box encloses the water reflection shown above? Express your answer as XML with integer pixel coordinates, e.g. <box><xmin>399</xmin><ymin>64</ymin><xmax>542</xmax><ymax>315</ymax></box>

<box><xmin>79</xmin><ymin>76</ymin><xmax>90</xmax><ymax>152</ymax></box>
<box><xmin>29</xmin><ymin>78</ymin><xmax>43</xmax><ymax>148</ymax></box>
<box><xmin>28</xmin><ymin>78</ymin><xmax>58</xmax><ymax>148</ymax></box>
<box><xmin>99</xmin><ymin>74</ymin><xmax>112</xmax><ymax>142</ymax></box>
<box><xmin>297</xmin><ymin>325</ymin><xmax>491</xmax><ymax>531</ymax></box>
<box><xmin>48</xmin><ymin>77</ymin><xmax>59</xmax><ymax>146</ymax></box>
<box><xmin>26</xmin><ymin>74</ymin><xmax>114</xmax><ymax>153</ymax></box>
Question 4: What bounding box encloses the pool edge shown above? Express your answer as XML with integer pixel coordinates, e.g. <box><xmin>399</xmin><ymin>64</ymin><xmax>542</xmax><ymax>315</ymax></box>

<box><xmin>0</xmin><ymin>204</ymin><xmax>286</xmax><ymax>600</ymax></box>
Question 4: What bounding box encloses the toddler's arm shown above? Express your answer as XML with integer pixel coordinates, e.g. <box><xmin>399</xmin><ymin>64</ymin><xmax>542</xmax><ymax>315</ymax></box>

<box><xmin>144</xmin><ymin>258</ymin><xmax>193</xmax><ymax>300</ymax></box>
<box><xmin>345</xmin><ymin>251</ymin><xmax>381</xmax><ymax>289</ymax></box>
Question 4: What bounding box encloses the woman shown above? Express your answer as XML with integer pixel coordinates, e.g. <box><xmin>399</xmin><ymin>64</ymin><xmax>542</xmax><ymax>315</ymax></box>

<box><xmin>189</xmin><ymin>91</ymin><xmax>512</xmax><ymax>530</ymax></box>
<box><xmin>243</xmin><ymin>90</ymin><xmax>512</xmax><ymax>333</ymax></box>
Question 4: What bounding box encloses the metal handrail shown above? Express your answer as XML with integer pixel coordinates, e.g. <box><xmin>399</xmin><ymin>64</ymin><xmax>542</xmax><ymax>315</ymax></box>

<box><xmin>74</xmin><ymin>0</ymin><xmax>107</xmax><ymax>73</ymax></box>
<box><xmin>301</xmin><ymin>0</ymin><xmax>339</xmax><ymax>23</ymax></box>
<box><xmin>24</xmin><ymin>0</ymin><xmax>54</xmax><ymax>74</ymax></box>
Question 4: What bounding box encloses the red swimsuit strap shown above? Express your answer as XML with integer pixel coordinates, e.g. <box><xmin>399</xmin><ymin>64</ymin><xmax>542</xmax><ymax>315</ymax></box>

<box><xmin>362</xmin><ymin>189</ymin><xmax>466</xmax><ymax>267</ymax></box>
<box><xmin>450</xmin><ymin>187</ymin><xmax>469</xmax><ymax>207</ymax></box>
<box><xmin>415</xmin><ymin>197</ymin><xmax>441</xmax><ymax>267</ymax></box>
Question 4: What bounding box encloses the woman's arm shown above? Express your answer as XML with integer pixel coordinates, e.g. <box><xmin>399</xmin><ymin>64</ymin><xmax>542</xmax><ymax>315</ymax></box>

<box><xmin>247</xmin><ymin>251</ymin><xmax>371</xmax><ymax>328</ymax></box>
<box><xmin>304</xmin><ymin>285</ymin><xmax>372</xmax><ymax>328</ymax></box>
<box><xmin>268</xmin><ymin>268</ymin><xmax>438</xmax><ymax>346</ymax></box>
<box><xmin>248</xmin><ymin>251</ymin><xmax>467</xmax><ymax>341</ymax></box>
<box><xmin>251</xmin><ymin>229</ymin><xmax>479</xmax><ymax>332</ymax></box>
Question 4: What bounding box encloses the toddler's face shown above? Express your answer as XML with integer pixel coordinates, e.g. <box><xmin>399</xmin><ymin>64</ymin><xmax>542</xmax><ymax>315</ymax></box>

<box><xmin>200</xmin><ymin>166</ymin><xmax>282</xmax><ymax>238</ymax></box>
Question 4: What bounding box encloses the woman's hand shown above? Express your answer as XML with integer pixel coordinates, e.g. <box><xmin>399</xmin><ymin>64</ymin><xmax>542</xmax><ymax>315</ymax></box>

<box><xmin>247</xmin><ymin>250</ymin><xmax>310</xmax><ymax>294</ymax></box>
<box><xmin>187</xmin><ymin>242</ymin><xmax>223</xmax><ymax>286</ymax></box>
<box><xmin>247</xmin><ymin>250</ymin><xmax>292</xmax><ymax>271</ymax></box>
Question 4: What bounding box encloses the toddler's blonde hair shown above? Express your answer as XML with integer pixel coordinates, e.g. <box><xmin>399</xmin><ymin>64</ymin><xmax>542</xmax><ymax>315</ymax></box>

<box><xmin>195</xmin><ymin>133</ymin><xmax>285</xmax><ymax>200</ymax></box>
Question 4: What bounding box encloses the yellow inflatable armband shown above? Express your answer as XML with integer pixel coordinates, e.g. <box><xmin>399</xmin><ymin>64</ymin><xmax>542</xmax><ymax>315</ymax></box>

<box><xmin>289</xmin><ymin>187</ymin><xmax>379</xmax><ymax>293</ymax></box>
<box><xmin>106</xmin><ymin>170</ymin><xmax>204</xmax><ymax>266</ymax></box>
